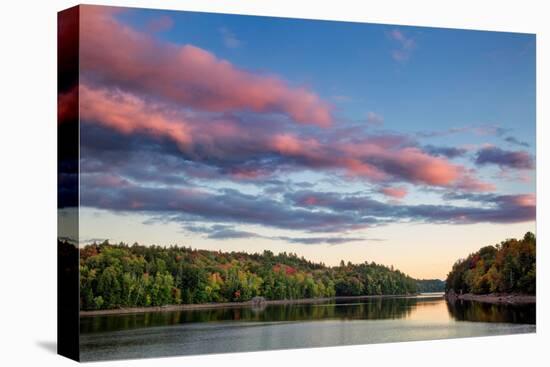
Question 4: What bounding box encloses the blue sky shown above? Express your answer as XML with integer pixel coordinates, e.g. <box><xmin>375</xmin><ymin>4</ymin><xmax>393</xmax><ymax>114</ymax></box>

<box><xmin>121</xmin><ymin>7</ymin><xmax>535</xmax><ymax>141</ymax></box>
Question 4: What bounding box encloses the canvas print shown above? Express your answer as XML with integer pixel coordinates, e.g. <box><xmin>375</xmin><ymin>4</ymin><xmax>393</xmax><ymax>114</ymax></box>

<box><xmin>57</xmin><ymin>5</ymin><xmax>536</xmax><ymax>362</ymax></box>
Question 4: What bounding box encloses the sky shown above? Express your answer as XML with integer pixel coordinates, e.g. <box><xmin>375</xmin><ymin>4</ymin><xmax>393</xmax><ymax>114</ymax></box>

<box><xmin>59</xmin><ymin>5</ymin><xmax>536</xmax><ymax>279</ymax></box>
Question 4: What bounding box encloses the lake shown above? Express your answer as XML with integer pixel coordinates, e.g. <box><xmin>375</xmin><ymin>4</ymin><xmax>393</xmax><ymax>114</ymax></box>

<box><xmin>79</xmin><ymin>293</ymin><xmax>535</xmax><ymax>361</ymax></box>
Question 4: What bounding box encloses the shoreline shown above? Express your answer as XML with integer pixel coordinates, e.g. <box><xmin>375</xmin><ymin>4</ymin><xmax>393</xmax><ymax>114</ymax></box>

<box><xmin>80</xmin><ymin>293</ymin><xmax>443</xmax><ymax>317</ymax></box>
<box><xmin>446</xmin><ymin>293</ymin><xmax>536</xmax><ymax>305</ymax></box>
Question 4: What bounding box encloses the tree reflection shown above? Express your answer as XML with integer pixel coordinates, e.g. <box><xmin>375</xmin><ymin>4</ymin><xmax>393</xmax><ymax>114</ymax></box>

<box><xmin>81</xmin><ymin>297</ymin><xmax>421</xmax><ymax>333</ymax></box>
<box><xmin>446</xmin><ymin>299</ymin><xmax>535</xmax><ymax>325</ymax></box>
<box><xmin>80</xmin><ymin>297</ymin><xmax>535</xmax><ymax>334</ymax></box>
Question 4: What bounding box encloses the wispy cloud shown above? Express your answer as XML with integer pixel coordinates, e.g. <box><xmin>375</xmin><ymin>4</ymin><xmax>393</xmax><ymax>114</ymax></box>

<box><xmin>417</xmin><ymin>124</ymin><xmax>510</xmax><ymax>139</ymax></box>
<box><xmin>219</xmin><ymin>27</ymin><xmax>243</xmax><ymax>49</ymax></box>
<box><xmin>184</xmin><ymin>224</ymin><xmax>371</xmax><ymax>245</ymax></box>
<box><xmin>388</xmin><ymin>29</ymin><xmax>416</xmax><ymax>62</ymax></box>
<box><xmin>475</xmin><ymin>146</ymin><xmax>534</xmax><ymax>170</ymax></box>
<box><xmin>424</xmin><ymin>145</ymin><xmax>468</xmax><ymax>159</ymax></box>
<box><xmin>366</xmin><ymin>111</ymin><xmax>384</xmax><ymax>126</ymax></box>
<box><xmin>145</xmin><ymin>15</ymin><xmax>174</xmax><ymax>33</ymax></box>
<box><xmin>504</xmin><ymin>136</ymin><xmax>530</xmax><ymax>148</ymax></box>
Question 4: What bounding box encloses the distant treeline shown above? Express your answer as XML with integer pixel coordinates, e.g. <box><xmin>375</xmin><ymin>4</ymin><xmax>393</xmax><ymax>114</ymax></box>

<box><xmin>73</xmin><ymin>241</ymin><xmax>421</xmax><ymax>310</ymax></box>
<box><xmin>416</xmin><ymin>279</ymin><xmax>445</xmax><ymax>293</ymax></box>
<box><xmin>445</xmin><ymin>232</ymin><xmax>536</xmax><ymax>295</ymax></box>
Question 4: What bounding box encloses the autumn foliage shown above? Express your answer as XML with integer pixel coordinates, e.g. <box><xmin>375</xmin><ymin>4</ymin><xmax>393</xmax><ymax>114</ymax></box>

<box><xmin>77</xmin><ymin>242</ymin><xmax>419</xmax><ymax>310</ymax></box>
<box><xmin>445</xmin><ymin>232</ymin><xmax>536</xmax><ymax>295</ymax></box>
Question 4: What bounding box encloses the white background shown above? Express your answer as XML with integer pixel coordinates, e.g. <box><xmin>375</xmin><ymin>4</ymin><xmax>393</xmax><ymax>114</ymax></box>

<box><xmin>0</xmin><ymin>0</ymin><xmax>547</xmax><ymax>366</ymax></box>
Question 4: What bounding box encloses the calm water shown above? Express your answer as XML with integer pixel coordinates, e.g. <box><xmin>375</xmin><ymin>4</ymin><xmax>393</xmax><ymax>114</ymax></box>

<box><xmin>80</xmin><ymin>293</ymin><xmax>535</xmax><ymax>361</ymax></box>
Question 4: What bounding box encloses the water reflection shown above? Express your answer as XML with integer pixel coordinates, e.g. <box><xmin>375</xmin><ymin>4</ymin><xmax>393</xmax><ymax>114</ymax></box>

<box><xmin>80</xmin><ymin>295</ymin><xmax>536</xmax><ymax>361</ymax></box>
<box><xmin>446</xmin><ymin>299</ymin><xmax>535</xmax><ymax>324</ymax></box>
<box><xmin>80</xmin><ymin>294</ymin><xmax>534</xmax><ymax>335</ymax></box>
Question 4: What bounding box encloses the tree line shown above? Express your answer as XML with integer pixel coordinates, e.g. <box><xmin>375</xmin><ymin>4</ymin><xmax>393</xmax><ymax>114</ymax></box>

<box><xmin>416</xmin><ymin>279</ymin><xmax>445</xmax><ymax>293</ymax></box>
<box><xmin>75</xmin><ymin>241</ymin><xmax>420</xmax><ymax>310</ymax></box>
<box><xmin>445</xmin><ymin>232</ymin><xmax>536</xmax><ymax>295</ymax></box>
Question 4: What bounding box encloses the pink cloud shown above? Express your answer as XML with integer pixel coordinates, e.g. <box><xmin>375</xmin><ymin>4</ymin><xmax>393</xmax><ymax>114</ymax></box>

<box><xmin>78</xmin><ymin>83</ymin><xmax>493</xmax><ymax>192</ymax></box>
<box><xmin>512</xmin><ymin>193</ymin><xmax>536</xmax><ymax>207</ymax></box>
<box><xmin>268</xmin><ymin>134</ymin><xmax>491</xmax><ymax>190</ymax></box>
<box><xmin>454</xmin><ymin>174</ymin><xmax>496</xmax><ymax>192</ymax></box>
<box><xmin>80</xmin><ymin>84</ymin><xmax>192</xmax><ymax>149</ymax></box>
<box><xmin>380</xmin><ymin>186</ymin><xmax>408</xmax><ymax>199</ymax></box>
<box><xmin>79</xmin><ymin>5</ymin><xmax>332</xmax><ymax>126</ymax></box>
<box><xmin>337</xmin><ymin>143</ymin><xmax>462</xmax><ymax>186</ymax></box>
<box><xmin>383</xmin><ymin>147</ymin><xmax>460</xmax><ymax>186</ymax></box>
<box><xmin>271</xmin><ymin>134</ymin><xmax>321</xmax><ymax>156</ymax></box>
<box><xmin>341</xmin><ymin>158</ymin><xmax>388</xmax><ymax>181</ymax></box>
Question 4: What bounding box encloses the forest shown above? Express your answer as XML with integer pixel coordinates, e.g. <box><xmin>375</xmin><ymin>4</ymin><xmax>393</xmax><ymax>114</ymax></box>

<box><xmin>74</xmin><ymin>241</ymin><xmax>422</xmax><ymax>310</ymax></box>
<box><xmin>416</xmin><ymin>279</ymin><xmax>445</xmax><ymax>293</ymax></box>
<box><xmin>445</xmin><ymin>232</ymin><xmax>536</xmax><ymax>295</ymax></box>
